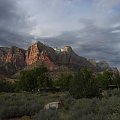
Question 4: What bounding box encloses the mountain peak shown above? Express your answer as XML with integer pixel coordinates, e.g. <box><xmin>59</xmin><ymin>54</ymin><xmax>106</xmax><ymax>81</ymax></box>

<box><xmin>34</xmin><ymin>41</ymin><xmax>44</xmax><ymax>46</ymax></box>
<box><xmin>0</xmin><ymin>41</ymin><xmax>118</xmax><ymax>75</ymax></box>
<box><xmin>63</xmin><ymin>46</ymin><xmax>73</xmax><ymax>52</ymax></box>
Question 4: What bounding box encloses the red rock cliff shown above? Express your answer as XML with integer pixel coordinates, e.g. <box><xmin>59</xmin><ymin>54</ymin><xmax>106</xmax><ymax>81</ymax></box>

<box><xmin>26</xmin><ymin>43</ymin><xmax>40</xmax><ymax>65</ymax></box>
<box><xmin>5</xmin><ymin>46</ymin><xmax>26</xmax><ymax>68</ymax></box>
<box><xmin>26</xmin><ymin>42</ymin><xmax>57</xmax><ymax>71</ymax></box>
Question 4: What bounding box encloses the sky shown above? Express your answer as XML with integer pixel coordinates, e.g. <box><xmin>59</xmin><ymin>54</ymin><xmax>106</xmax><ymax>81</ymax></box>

<box><xmin>0</xmin><ymin>0</ymin><xmax>120</xmax><ymax>68</ymax></box>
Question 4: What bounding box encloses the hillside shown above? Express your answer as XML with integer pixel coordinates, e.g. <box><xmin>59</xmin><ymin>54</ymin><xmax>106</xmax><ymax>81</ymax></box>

<box><xmin>0</xmin><ymin>41</ymin><xmax>119</xmax><ymax>76</ymax></box>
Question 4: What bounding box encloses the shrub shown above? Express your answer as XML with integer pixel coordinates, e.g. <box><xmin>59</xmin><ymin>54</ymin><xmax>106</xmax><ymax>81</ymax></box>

<box><xmin>19</xmin><ymin>65</ymin><xmax>53</xmax><ymax>92</ymax></box>
<box><xmin>0</xmin><ymin>80</ymin><xmax>14</xmax><ymax>92</ymax></box>
<box><xmin>69</xmin><ymin>68</ymin><xmax>100</xmax><ymax>98</ymax></box>
<box><xmin>0</xmin><ymin>93</ymin><xmax>43</xmax><ymax>119</ymax></box>
<box><xmin>55</xmin><ymin>74</ymin><xmax>73</xmax><ymax>91</ymax></box>
<box><xmin>34</xmin><ymin>109</ymin><xmax>59</xmax><ymax>120</ymax></box>
<box><xmin>107</xmin><ymin>89</ymin><xmax>120</xmax><ymax>97</ymax></box>
<box><xmin>96</xmin><ymin>71</ymin><xmax>120</xmax><ymax>89</ymax></box>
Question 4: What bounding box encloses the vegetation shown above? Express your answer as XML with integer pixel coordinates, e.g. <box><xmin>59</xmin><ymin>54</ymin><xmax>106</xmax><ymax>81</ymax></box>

<box><xmin>69</xmin><ymin>68</ymin><xmax>100</xmax><ymax>98</ymax></box>
<box><xmin>55</xmin><ymin>73</ymin><xmax>73</xmax><ymax>91</ymax></box>
<box><xmin>0</xmin><ymin>93</ymin><xmax>43</xmax><ymax>119</ymax></box>
<box><xmin>19</xmin><ymin>65</ymin><xmax>53</xmax><ymax>92</ymax></box>
<box><xmin>0</xmin><ymin>89</ymin><xmax>120</xmax><ymax>120</ymax></box>
<box><xmin>96</xmin><ymin>71</ymin><xmax>120</xmax><ymax>89</ymax></box>
<box><xmin>0</xmin><ymin>66</ymin><xmax>120</xmax><ymax>119</ymax></box>
<box><xmin>0</xmin><ymin>80</ymin><xmax>14</xmax><ymax>92</ymax></box>
<box><xmin>34</xmin><ymin>90</ymin><xmax>120</xmax><ymax>120</ymax></box>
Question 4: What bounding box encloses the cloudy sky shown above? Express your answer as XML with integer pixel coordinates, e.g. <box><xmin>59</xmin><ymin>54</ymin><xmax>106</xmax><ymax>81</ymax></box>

<box><xmin>0</xmin><ymin>0</ymin><xmax>120</xmax><ymax>68</ymax></box>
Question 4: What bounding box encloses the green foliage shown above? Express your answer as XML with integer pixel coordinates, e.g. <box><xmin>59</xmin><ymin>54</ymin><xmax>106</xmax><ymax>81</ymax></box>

<box><xmin>0</xmin><ymin>80</ymin><xmax>14</xmax><ymax>92</ymax></box>
<box><xmin>0</xmin><ymin>93</ymin><xmax>43</xmax><ymax>119</ymax></box>
<box><xmin>0</xmin><ymin>90</ymin><xmax>120</xmax><ymax>120</ymax></box>
<box><xmin>69</xmin><ymin>68</ymin><xmax>100</xmax><ymax>98</ymax></box>
<box><xmin>33</xmin><ymin>91</ymin><xmax>120</xmax><ymax>120</ymax></box>
<box><xmin>63</xmin><ymin>96</ymin><xmax>120</xmax><ymax>120</ymax></box>
<box><xmin>34</xmin><ymin>109</ymin><xmax>59</xmax><ymax>120</ymax></box>
<box><xmin>55</xmin><ymin>74</ymin><xmax>73</xmax><ymax>91</ymax></box>
<box><xmin>96</xmin><ymin>71</ymin><xmax>120</xmax><ymax>89</ymax></box>
<box><xmin>19</xmin><ymin>65</ymin><xmax>53</xmax><ymax>92</ymax></box>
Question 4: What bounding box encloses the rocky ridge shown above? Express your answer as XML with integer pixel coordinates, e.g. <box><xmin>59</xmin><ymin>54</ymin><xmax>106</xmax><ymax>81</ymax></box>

<box><xmin>0</xmin><ymin>41</ymin><xmax>118</xmax><ymax>75</ymax></box>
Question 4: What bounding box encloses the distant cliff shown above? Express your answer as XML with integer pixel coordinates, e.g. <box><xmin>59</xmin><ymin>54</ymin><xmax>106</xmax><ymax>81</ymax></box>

<box><xmin>0</xmin><ymin>41</ymin><xmax>118</xmax><ymax>75</ymax></box>
<box><xmin>0</xmin><ymin>46</ymin><xmax>26</xmax><ymax>75</ymax></box>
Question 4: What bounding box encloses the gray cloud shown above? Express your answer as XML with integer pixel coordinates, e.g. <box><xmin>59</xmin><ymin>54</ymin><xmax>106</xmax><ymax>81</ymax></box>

<box><xmin>41</xmin><ymin>19</ymin><xmax>120</xmax><ymax>69</ymax></box>
<box><xmin>0</xmin><ymin>0</ymin><xmax>120</xmax><ymax>69</ymax></box>
<box><xmin>0</xmin><ymin>0</ymin><xmax>33</xmax><ymax>47</ymax></box>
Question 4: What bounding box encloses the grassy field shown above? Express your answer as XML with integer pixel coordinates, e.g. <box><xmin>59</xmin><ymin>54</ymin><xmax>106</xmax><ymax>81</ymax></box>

<box><xmin>0</xmin><ymin>89</ymin><xmax>120</xmax><ymax>120</ymax></box>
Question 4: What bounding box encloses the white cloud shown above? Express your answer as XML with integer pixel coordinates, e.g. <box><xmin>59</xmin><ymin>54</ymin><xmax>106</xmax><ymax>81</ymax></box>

<box><xmin>111</xmin><ymin>30</ymin><xmax>120</xmax><ymax>33</ymax></box>
<box><xmin>111</xmin><ymin>23</ymin><xmax>120</xmax><ymax>28</ymax></box>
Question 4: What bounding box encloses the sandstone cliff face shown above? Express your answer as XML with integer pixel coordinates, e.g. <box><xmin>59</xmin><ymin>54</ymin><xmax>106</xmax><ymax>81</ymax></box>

<box><xmin>26</xmin><ymin>43</ymin><xmax>40</xmax><ymax>65</ymax></box>
<box><xmin>0</xmin><ymin>47</ymin><xmax>9</xmax><ymax>64</ymax></box>
<box><xmin>0</xmin><ymin>41</ymin><xmax>118</xmax><ymax>75</ymax></box>
<box><xmin>40</xmin><ymin>51</ymin><xmax>57</xmax><ymax>71</ymax></box>
<box><xmin>26</xmin><ymin>43</ymin><xmax>95</xmax><ymax>71</ymax></box>
<box><xmin>5</xmin><ymin>46</ymin><xmax>26</xmax><ymax>68</ymax></box>
<box><xmin>26</xmin><ymin>42</ymin><xmax>57</xmax><ymax>71</ymax></box>
<box><xmin>0</xmin><ymin>47</ymin><xmax>26</xmax><ymax>75</ymax></box>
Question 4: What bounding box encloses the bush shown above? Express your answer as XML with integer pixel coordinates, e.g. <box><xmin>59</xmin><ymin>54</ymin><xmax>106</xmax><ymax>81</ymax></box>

<box><xmin>34</xmin><ymin>109</ymin><xmax>59</xmax><ymax>120</ymax></box>
<box><xmin>55</xmin><ymin>74</ymin><xmax>73</xmax><ymax>91</ymax></box>
<box><xmin>19</xmin><ymin>65</ymin><xmax>53</xmax><ymax>92</ymax></box>
<box><xmin>96</xmin><ymin>71</ymin><xmax>120</xmax><ymax>89</ymax></box>
<box><xmin>60</xmin><ymin>96</ymin><xmax>120</xmax><ymax>120</ymax></box>
<box><xmin>0</xmin><ymin>93</ymin><xmax>43</xmax><ymax>119</ymax></box>
<box><xmin>107</xmin><ymin>89</ymin><xmax>120</xmax><ymax>97</ymax></box>
<box><xmin>0</xmin><ymin>80</ymin><xmax>14</xmax><ymax>92</ymax></box>
<box><xmin>69</xmin><ymin>68</ymin><xmax>100</xmax><ymax>98</ymax></box>
<box><xmin>0</xmin><ymin>91</ymin><xmax>120</xmax><ymax>120</ymax></box>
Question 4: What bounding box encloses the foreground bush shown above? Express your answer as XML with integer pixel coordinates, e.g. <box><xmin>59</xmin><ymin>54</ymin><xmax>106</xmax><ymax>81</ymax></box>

<box><xmin>0</xmin><ymin>90</ymin><xmax>120</xmax><ymax>120</ymax></box>
<box><xmin>0</xmin><ymin>80</ymin><xmax>14</xmax><ymax>92</ymax></box>
<box><xmin>33</xmin><ymin>91</ymin><xmax>120</xmax><ymax>120</ymax></box>
<box><xmin>69</xmin><ymin>68</ymin><xmax>100</xmax><ymax>98</ymax></box>
<box><xmin>34</xmin><ymin>109</ymin><xmax>59</xmax><ymax>120</ymax></box>
<box><xmin>0</xmin><ymin>93</ymin><xmax>43</xmax><ymax>119</ymax></box>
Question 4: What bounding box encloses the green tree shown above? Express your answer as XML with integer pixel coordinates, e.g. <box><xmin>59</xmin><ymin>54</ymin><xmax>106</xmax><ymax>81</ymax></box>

<box><xmin>96</xmin><ymin>71</ymin><xmax>120</xmax><ymax>89</ymax></box>
<box><xmin>0</xmin><ymin>80</ymin><xmax>14</xmax><ymax>92</ymax></box>
<box><xmin>69</xmin><ymin>68</ymin><xmax>100</xmax><ymax>98</ymax></box>
<box><xmin>55</xmin><ymin>73</ymin><xmax>73</xmax><ymax>91</ymax></box>
<box><xmin>19</xmin><ymin>65</ymin><xmax>53</xmax><ymax>92</ymax></box>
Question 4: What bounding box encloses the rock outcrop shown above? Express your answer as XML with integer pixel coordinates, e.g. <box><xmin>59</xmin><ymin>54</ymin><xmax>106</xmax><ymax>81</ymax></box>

<box><xmin>5</xmin><ymin>46</ymin><xmax>26</xmax><ymax>68</ymax></box>
<box><xmin>0</xmin><ymin>41</ymin><xmax>118</xmax><ymax>75</ymax></box>
<box><xmin>26</xmin><ymin>43</ymin><xmax>40</xmax><ymax>65</ymax></box>
<box><xmin>0</xmin><ymin>46</ymin><xmax>26</xmax><ymax>75</ymax></box>
<box><xmin>25</xmin><ymin>43</ymin><xmax>95</xmax><ymax>71</ymax></box>
<box><xmin>26</xmin><ymin>42</ymin><xmax>57</xmax><ymax>71</ymax></box>
<box><xmin>0</xmin><ymin>47</ymin><xmax>9</xmax><ymax>64</ymax></box>
<box><xmin>56</xmin><ymin>46</ymin><xmax>95</xmax><ymax>70</ymax></box>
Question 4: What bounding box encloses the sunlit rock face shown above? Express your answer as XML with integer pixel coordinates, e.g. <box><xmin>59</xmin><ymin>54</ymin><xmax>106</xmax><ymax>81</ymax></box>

<box><xmin>0</xmin><ymin>46</ymin><xmax>25</xmax><ymax>68</ymax></box>
<box><xmin>0</xmin><ymin>41</ymin><xmax>118</xmax><ymax>75</ymax></box>
<box><xmin>25</xmin><ymin>42</ymin><xmax>95</xmax><ymax>71</ymax></box>
<box><xmin>26</xmin><ymin>41</ymin><xmax>57</xmax><ymax>71</ymax></box>
<box><xmin>26</xmin><ymin>43</ymin><xmax>40</xmax><ymax>65</ymax></box>
<box><xmin>5</xmin><ymin>46</ymin><xmax>26</xmax><ymax>69</ymax></box>
<box><xmin>0</xmin><ymin>46</ymin><xmax>26</xmax><ymax>75</ymax></box>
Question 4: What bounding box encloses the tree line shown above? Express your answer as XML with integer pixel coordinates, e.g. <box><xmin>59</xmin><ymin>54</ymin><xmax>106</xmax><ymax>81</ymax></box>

<box><xmin>0</xmin><ymin>65</ymin><xmax>120</xmax><ymax>98</ymax></box>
